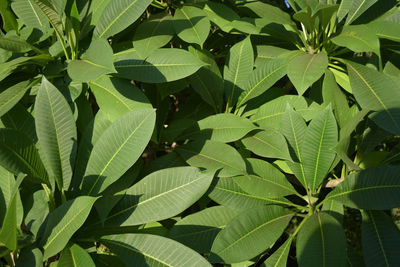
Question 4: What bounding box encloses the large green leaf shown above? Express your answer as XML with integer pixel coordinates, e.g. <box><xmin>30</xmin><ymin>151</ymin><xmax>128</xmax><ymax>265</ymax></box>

<box><xmin>345</xmin><ymin>0</ymin><xmax>377</xmax><ymax>25</ymax></box>
<box><xmin>287</xmin><ymin>52</ymin><xmax>328</xmax><ymax>95</ymax></box>
<box><xmin>224</xmin><ymin>37</ymin><xmax>254</xmax><ymax>108</ymax></box>
<box><xmin>176</xmin><ymin>140</ymin><xmax>246</xmax><ymax>177</ymax></box>
<box><xmin>93</xmin><ymin>0</ymin><xmax>152</xmax><ymax>38</ymax></box>
<box><xmin>262</xmin><ymin>237</ymin><xmax>293</xmax><ymax>267</ymax></box>
<box><xmin>368</xmin><ymin>20</ymin><xmax>400</xmax><ymax>42</ymax></box>
<box><xmin>101</xmin><ymin>234</ymin><xmax>212</xmax><ymax>266</ymax></box>
<box><xmin>114</xmin><ymin>48</ymin><xmax>205</xmax><ymax>83</ymax></box>
<box><xmin>35</xmin><ymin>77</ymin><xmax>77</xmax><ymax>190</ymax></box>
<box><xmin>89</xmin><ymin>75</ymin><xmax>152</xmax><ymax>121</ymax></box>
<box><xmin>296</xmin><ymin>212</ymin><xmax>346</xmax><ymax>267</ymax></box>
<box><xmin>203</xmin><ymin>1</ymin><xmax>239</xmax><ymax>33</ymax></box>
<box><xmin>233</xmin><ymin>158</ymin><xmax>297</xmax><ymax>198</ymax></box>
<box><xmin>173</xmin><ymin>6</ymin><xmax>210</xmax><ymax>48</ymax></box>
<box><xmin>0</xmin><ymin>80</ymin><xmax>29</xmax><ymax>118</ymax></box>
<box><xmin>347</xmin><ymin>61</ymin><xmax>400</xmax><ymax>135</ymax></box>
<box><xmin>237</xmin><ymin>58</ymin><xmax>288</xmax><ymax>107</ymax></box>
<box><xmin>1</xmin><ymin>104</ymin><xmax>36</xmax><ymax>142</ymax></box>
<box><xmin>362</xmin><ymin>211</ymin><xmax>400</xmax><ymax>267</ymax></box>
<box><xmin>32</xmin><ymin>0</ymin><xmax>63</xmax><ymax>43</ymax></box>
<box><xmin>0</xmin><ymin>129</ymin><xmax>48</xmax><ymax>183</ymax></box>
<box><xmin>133</xmin><ymin>13</ymin><xmax>174</xmax><ymax>58</ymax></box>
<box><xmin>87</xmin><ymin>0</ymin><xmax>112</xmax><ymax>26</ymax></box>
<box><xmin>102</xmin><ymin>167</ymin><xmax>213</xmax><ymax>226</ymax></box>
<box><xmin>58</xmin><ymin>244</ymin><xmax>96</xmax><ymax>267</ymax></box>
<box><xmin>68</xmin><ymin>39</ymin><xmax>116</xmax><ymax>82</ymax></box>
<box><xmin>168</xmin><ymin>206</ymin><xmax>238</xmax><ymax>254</ymax></box>
<box><xmin>81</xmin><ymin>109</ymin><xmax>155</xmax><ymax>195</ymax></box>
<box><xmin>40</xmin><ymin>196</ymin><xmax>97</xmax><ymax>259</ymax></box>
<box><xmin>0</xmin><ymin>36</ymin><xmax>43</xmax><ymax>53</ymax></box>
<box><xmin>301</xmin><ymin>106</ymin><xmax>338</xmax><ymax>192</ymax></box>
<box><xmin>210</xmin><ymin>206</ymin><xmax>293</xmax><ymax>263</ymax></box>
<box><xmin>331</xmin><ymin>25</ymin><xmax>380</xmax><ymax>54</ymax></box>
<box><xmin>325</xmin><ymin>166</ymin><xmax>400</xmax><ymax>210</ymax></box>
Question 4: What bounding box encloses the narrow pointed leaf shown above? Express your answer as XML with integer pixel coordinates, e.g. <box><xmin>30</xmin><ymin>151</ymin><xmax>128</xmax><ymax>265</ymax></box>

<box><xmin>32</xmin><ymin>0</ymin><xmax>63</xmax><ymax>41</ymax></box>
<box><xmin>263</xmin><ymin>237</ymin><xmax>293</xmax><ymax>267</ymax></box>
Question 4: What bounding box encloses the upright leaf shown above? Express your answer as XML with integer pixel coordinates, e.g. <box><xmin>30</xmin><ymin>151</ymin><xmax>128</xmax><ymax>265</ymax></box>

<box><xmin>101</xmin><ymin>234</ymin><xmax>212</xmax><ymax>267</ymax></box>
<box><xmin>35</xmin><ymin>77</ymin><xmax>77</xmax><ymax>190</ymax></box>
<box><xmin>263</xmin><ymin>237</ymin><xmax>293</xmax><ymax>267</ymax></box>
<box><xmin>58</xmin><ymin>244</ymin><xmax>96</xmax><ymax>267</ymax></box>
<box><xmin>41</xmin><ymin>196</ymin><xmax>97</xmax><ymax>259</ymax></box>
<box><xmin>345</xmin><ymin>0</ymin><xmax>378</xmax><ymax>25</ymax></box>
<box><xmin>296</xmin><ymin>212</ymin><xmax>346</xmax><ymax>267</ymax></box>
<box><xmin>93</xmin><ymin>0</ymin><xmax>153</xmax><ymax>38</ymax></box>
<box><xmin>81</xmin><ymin>109</ymin><xmax>155</xmax><ymax>195</ymax></box>
<box><xmin>32</xmin><ymin>0</ymin><xmax>64</xmax><ymax>43</ymax></box>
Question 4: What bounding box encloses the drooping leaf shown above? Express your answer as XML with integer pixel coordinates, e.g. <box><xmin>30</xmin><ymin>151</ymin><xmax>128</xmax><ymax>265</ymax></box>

<box><xmin>115</xmin><ymin>48</ymin><xmax>205</xmax><ymax>83</ymax></box>
<box><xmin>101</xmin><ymin>234</ymin><xmax>212</xmax><ymax>266</ymax></box>
<box><xmin>173</xmin><ymin>6</ymin><xmax>210</xmax><ymax>48</ymax></box>
<box><xmin>296</xmin><ymin>212</ymin><xmax>347</xmax><ymax>267</ymax></box>
<box><xmin>210</xmin><ymin>206</ymin><xmax>293</xmax><ymax>263</ymax></box>
<box><xmin>35</xmin><ymin>77</ymin><xmax>77</xmax><ymax>190</ymax></box>
<box><xmin>81</xmin><ymin>109</ymin><xmax>155</xmax><ymax>195</ymax></box>
<box><xmin>0</xmin><ymin>80</ymin><xmax>29</xmax><ymax>118</ymax></box>
<box><xmin>347</xmin><ymin>61</ymin><xmax>400</xmax><ymax>135</ymax></box>
<box><xmin>325</xmin><ymin>166</ymin><xmax>400</xmax><ymax>210</ymax></box>
<box><xmin>58</xmin><ymin>244</ymin><xmax>96</xmax><ymax>267</ymax></box>
<box><xmin>0</xmin><ymin>36</ymin><xmax>43</xmax><ymax>53</ymax></box>
<box><xmin>168</xmin><ymin>206</ymin><xmax>239</xmax><ymax>254</ymax></box>
<box><xmin>102</xmin><ymin>167</ymin><xmax>213</xmax><ymax>227</ymax></box>
<box><xmin>93</xmin><ymin>0</ymin><xmax>153</xmax><ymax>38</ymax></box>
<box><xmin>40</xmin><ymin>196</ymin><xmax>97</xmax><ymax>259</ymax></box>
<box><xmin>332</xmin><ymin>25</ymin><xmax>380</xmax><ymax>54</ymax></box>
<box><xmin>287</xmin><ymin>52</ymin><xmax>328</xmax><ymax>95</ymax></box>
<box><xmin>176</xmin><ymin>140</ymin><xmax>246</xmax><ymax>177</ymax></box>
<box><xmin>361</xmin><ymin>211</ymin><xmax>400</xmax><ymax>267</ymax></box>
<box><xmin>68</xmin><ymin>39</ymin><xmax>116</xmax><ymax>82</ymax></box>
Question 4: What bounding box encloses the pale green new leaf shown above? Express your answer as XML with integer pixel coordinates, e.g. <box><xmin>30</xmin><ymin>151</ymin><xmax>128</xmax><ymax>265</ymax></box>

<box><xmin>287</xmin><ymin>52</ymin><xmax>328</xmax><ymax>95</ymax></box>
<box><xmin>93</xmin><ymin>0</ymin><xmax>153</xmax><ymax>38</ymax></box>
<box><xmin>0</xmin><ymin>80</ymin><xmax>29</xmax><ymax>118</ymax></box>
<box><xmin>296</xmin><ymin>212</ymin><xmax>346</xmax><ymax>267</ymax></box>
<box><xmin>301</xmin><ymin>106</ymin><xmax>338</xmax><ymax>192</ymax></box>
<box><xmin>89</xmin><ymin>76</ymin><xmax>151</xmax><ymax>121</ymax></box>
<box><xmin>35</xmin><ymin>77</ymin><xmax>77</xmax><ymax>190</ymax></box>
<box><xmin>11</xmin><ymin>0</ymin><xmax>48</xmax><ymax>28</ymax></box>
<box><xmin>173</xmin><ymin>6</ymin><xmax>210</xmax><ymax>48</ymax></box>
<box><xmin>41</xmin><ymin>196</ymin><xmax>97</xmax><ymax>259</ymax></box>
<box><xmin>347</xmin><ymin>61</ymin><xmax>400</xmax><ymax>135</ymax></box>
<box><xmin>331</xmin><ymin>25</ymin><xmax>380</xmax><ymax>54</ymax></box>
<box><xmin>325</xmin><ymin>166</ymin><xmax>400</xmax><ymax>210</ymax></box>
<box><xmin>168</xmin><ymin>206</ymin><xmax>239</xmax><ymax>254</ymax></box>
<box><xmin>101</xmin><ymin>234</ymin><xmax>212</xmax><ymax>267</ymax></box>
<box><xmin>115</xmin><ymin>48</ymin><xmax>205</xmax><ymax>83</ymax></box>
<box><xmin>81</xmin><ymin>109</ymin><xmax>155</xmax><ymax>195</ymax></box>
<box><xmin>210</xmin><ymin>206</ymin><xmax>293</xmax><ymax>263</ymax></box>
<box><xmin>68</xmin><ymin>39</ymin><xmax>116</xmax><ymax>82</ymax></box>
<box><xmin>58</xmin><ymin>244</ymin><xmax>96</xmax><ymax>267</ymax></box>
<box><xmin>362</xmin><ymin>211</ymin><xmax>400</xmax><ymax>267</ymax></box>
<box><xmin>176</xmin><ymin>140</ymin><xmax>246</xmax><ymax>177</ymax></box>
<box><xmin>103</xmin><ymin>167</ymin><xmax>213</xmax><ymax>226</ymax></box>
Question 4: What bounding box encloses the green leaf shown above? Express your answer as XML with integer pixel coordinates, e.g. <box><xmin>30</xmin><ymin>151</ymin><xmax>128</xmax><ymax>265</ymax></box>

<box><xmin>133</xmin><ymin>13</ymin><xmax>174</xmax><ymax>58</ymax></box>
<box><xmin>0</xmin><ymin>129</ymin><xmax>48</xmax><ymax>184</ymax></box>
<box><xmin>287</xmin><ymin>52</ymin><xmax>328</xmax><ymax>95</ymax></box>
<box><xmin>0</xmin><ymin>0</ymin><xmax>18</xmax><ymax>32</ymax></box>
<box><xmin>114</xmin><ymin>48</ymin><xmax>205</xmax><ymax>83</ymax></box>
<box><xmin>68</xmin><ymin>39</ymin><xmax>116</xmax><ymax>82</ymax></box>
<box><xmin>93</xmin><ymin>0</ymin><xmax>152</xmax><ymax>38</ymax></box>
<box><xmin>325</xmin><ymin>166</ymin><xmax>400</xmax><ymax>210</ymax></box>
<box><xmin>81</xmin><ymin>109</ymin><xmax>155</xmax><ymax>195</ymax></box>
<box><xmin>35</xmin><ymin>77</ymin><xmax>77</xmax><ymax>190</ymax></box>
<box><xmin>241</xmin><ymin>128</ymin><xmax>291</xmax><ymax>160</ymax></box>
<box><xmin>368</xmin><ymin>20</ymin><xmax>400</xmax><ymax>42</ymax></box>
<box><xmin>301</xmin><ymin>106</ymin><xmax>338</xmax><ymax>192</ymax></box>
<box><xmin>32</xmin><ymin>0</ymin><xmax>64</xmax><ymax>43</ymax></box>
<box><xmin>168</xmin><ymin>206</ymin><xmax>239</xmax><ymax>254</ymax></box>
<box><xmin>0</xmin><ymin>80</ymin><xmax>29</xmax><ymax>118</ymax></box>
<box><xmin>347</xmin><ymin>61</ymin><xmax>400</xmax><ymax>135</ymax></box>
<box><xmin>89</xmin><ymin>75</ymin><xmax>152</xmax><ymax>121</ymax></box>
<box><xmin>337</xmin><ymin>0</ymin><xmax>353</xmax><ymax>22</ymax></box>
<box><xmin>263</xmin><ymin>237</ymin><xmax>293</xmax><ymax>267</ymax></box>
<box><xmin>87</xmin><ymin>0</ymin><xmax>112</xmax><ymax>27</ymax></box>
<box><xmin>362</xmin><ymin>211</ymin><xmax>400</xmax><ymax>267</ymax></box>
<box><xmin>233</xmin><ymin>158</ymin><xmax>297</xmax><ymax>198</ymax></box>
<box><xmin>210</xmin><ymin>206</ymin><xmax>293</xmax><ymax>263</ymax></box>
<box><xmin>173</xmin><ymin>6</ymin><xmax>210</xmax><ymax>48</ymax></box>
<box><xmin>101</xmin><ymin>234</ymin><xmax>212</xmax><ymax>266</ymax></box>
<box><xmin>24</xmin><ymin>190</ymin><xmax>49</xmax><ymax>238</ymax></box>
<box><xmin>345</xmin><ymin>0</ymin><xmax>377</xmax><ymax>25</ymax></box>
<box><xmin>331</xmin><ymin>25</ymin><xmax>380</xmax><ymax>54</ymax></box>
<box><xmin>203</xmin><ymin>1</ymin><xmax>239</xmax><ymax>33</ymax></box>
<box><xmin>296</xmin><ymin>212</ymin><xmax>346</xmax><ymax>267</ymax></box>
<box><xmin>176</xmin><ymin>140</ymin><xmax>246</xmax><ymax>177</ymax></box>
<box><xmin>41</xmin><ymin>196</ymin><xmax>97</xmax><ymax>259</ymax></box>
<box><xmin>254</xmin><ymin>45</ymin><xmax>290</xmax><ymax>67</ymax></box>
<box><xmin>15</xmin><ymin>246</ymin><xmax>43</xmax><ymax>267</ymax></box>
<box><xmin>58</xmin><ymin>244</ymin><xmax>96</xmax><ymax>267</ymax></box>
<box><xmin>103</xmin><ymin>167</ymin><xmax>213</xmax><ymax>226</ymax></box>
<box><xmin>224</xmin><ymin>37</ymin><xmax>254</xmax><ymax>108</ymax></box>
<box><xmin>1</xmin><ymin>104</ymin><xmax>36</xmax><ymax>142</ymax></box>
<box><xmin>0</xmin><ymin>36</ymin><xmax>43</xmax><ymax>53</ymax></box>
<box><xmin>237</xmin><ymin>58</ymin><xmax>288</xmax><ymax>107</ymax></box>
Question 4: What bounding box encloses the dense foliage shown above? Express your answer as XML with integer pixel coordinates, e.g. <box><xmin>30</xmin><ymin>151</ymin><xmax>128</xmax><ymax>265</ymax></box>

<box><xmin>0</xmin><ymin>0</ymin><xmax>400</xmax><ymax>266</ymax></box>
